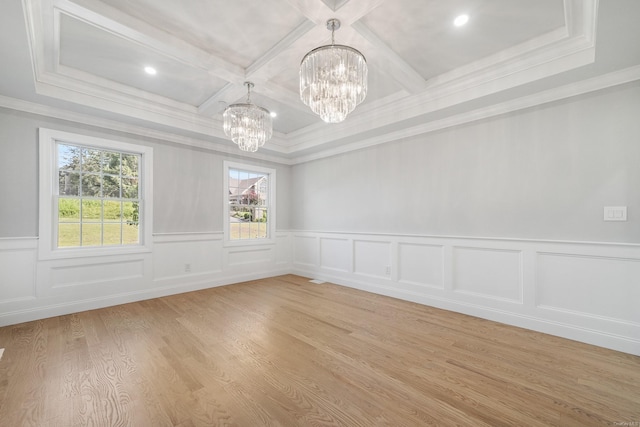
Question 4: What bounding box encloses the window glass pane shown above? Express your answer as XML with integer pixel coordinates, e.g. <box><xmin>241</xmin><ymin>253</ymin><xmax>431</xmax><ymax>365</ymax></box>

<box><xmin>58</xmin><ymin>144</ymin><xmax>80</xmax><ymax>172</ymax></box>
<box><xmin>255</xmin><ymin>208</ymin><xmax>267</xmax><ymax>224</ymax></box>
<box><xmin>257</xmin><ymin>178</ymin><xmax>268</xmax><ymax>206</ymax></box>
<box><xmin>122</xmin><ymin>201</ymin><xmax>139</xmax><ymax>224</ymax></box>
<box><xmin>102</xmin><ymin>151</ymin><xmax>120</xmax><ymax>174</ymax></box>
<box><xmin>81</xmin><ymin>200</ymin><xmax>102</xmax><ymax>221</ymax></box>
<box><xmin>81</xmin><ymin>174</ymin><xmax>101</xmax><ymax>197</ymax></box>
<box><xmin>103</xmin><ymin>200</ymin><xmax>121</xmax><ymax>222</ymax></box>
<box><xmin>58</xmin><ymin>223</ymin><xmax>80</xmax><ymax>247</ymax></box>
<box><xmin>59</xmin><ymin>198</ymin><xmax>80</xmax><ymax>221</ymax></box>
<box><xmin>103</xmin><ymin>223</ymin><xmax>122</xmax><ymax>246</ymax></box>
<box><xmin>239</xmin><ymin>222</ymin><xmax>250</xmax><ymax>240</ymax></box>
<box><xmin>103</xmin><ymin>175</ymin><xmax>121</xmax><ymax>198</ymax></box>
<box><xmin>81</xmin><ymin>223</ymin><xmax>102</xmax><ymax>246</ymax></box>
<box><xmin>122</xmin><ymin>178</ymin><xmax>138</xmax><ymax>199</ymax></box>
<box><xmin>229</xmin><ymin>222</ymin><xmax>240</xmax><ymax>240</ymax></box>
<box><xmin>256</xmin><ymin>221</ymin><xmax>267</xmax><ymax>239</ymax></box>
<box><xmin>81</xmin><ymin>148</ymin><xmax>102</xmax><ymax>173</ymax></box>
<box><xmin>123</xmin><ymin>223</ymin><xmax>139</xmax><ymax>245</ymax></box>
<box><xmin>121</xmin><ymin>154</ymin><xmax>139</xmax><ymax>177</ymax></box>
<box><xmin>59</xmin><ymin>172</ymin><xmax>79</xmax><ymax>196</ymax></box>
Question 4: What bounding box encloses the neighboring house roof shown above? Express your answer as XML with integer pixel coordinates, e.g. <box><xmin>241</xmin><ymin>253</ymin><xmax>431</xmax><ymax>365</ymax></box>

<box><xmin>229</xmin><ymin>176</ymin><xmax>265</xmax><ymax>197</ymax></box>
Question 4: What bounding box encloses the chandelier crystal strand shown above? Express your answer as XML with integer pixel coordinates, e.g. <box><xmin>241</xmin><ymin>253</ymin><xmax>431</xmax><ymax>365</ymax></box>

<box><xmin>300</xmin><ymin>19</ymin><xmax>367</xmax><ymax>123</ymax></box>
<box><xmin>223</xmin><ymin>82</ymin><xmax>273</xmax><ymax>152</ymax></box>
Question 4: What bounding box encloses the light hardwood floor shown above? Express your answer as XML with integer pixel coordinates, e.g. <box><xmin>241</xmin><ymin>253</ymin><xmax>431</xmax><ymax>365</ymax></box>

<box><xmin>0</xmin><ymin>274</ymin><xmax>638</xmax><ymax>426</ymax></box>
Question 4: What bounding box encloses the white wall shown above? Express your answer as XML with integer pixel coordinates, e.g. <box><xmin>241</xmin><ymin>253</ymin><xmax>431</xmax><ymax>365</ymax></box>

<box><xmin>291</xmin><ymin>82</ymin><xmax>640</xmax><ymax>243</ymax></box>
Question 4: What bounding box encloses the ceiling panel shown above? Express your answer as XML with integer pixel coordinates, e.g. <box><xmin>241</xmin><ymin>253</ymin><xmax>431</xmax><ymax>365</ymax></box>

<box><xmin>359</xmin><ymin>0</ymin><xmax>566</xmax><ymax>79</ymax></box>
<box><xmin>59</xmin><ymin>13</ymin><xmax>228</xmax><ymax>106</ymax></box>
<box><xmin>92</xmin><ymin>0</ymin><xmax>309</xmax><ymax>68</ymax></box>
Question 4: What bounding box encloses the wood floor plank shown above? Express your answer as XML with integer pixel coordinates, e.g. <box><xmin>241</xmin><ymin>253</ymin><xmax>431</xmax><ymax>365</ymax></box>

<box><xmin>0</xmin><ymin>274</ymin><xmax>638</xmax><ymax>426</ymax></box>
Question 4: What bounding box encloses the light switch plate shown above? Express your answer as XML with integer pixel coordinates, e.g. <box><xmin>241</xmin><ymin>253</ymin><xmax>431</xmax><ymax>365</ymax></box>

<box><xmin>603</xmin><ymin>206</ymin><xmax>627</xmax><ymax>221</ymax></box>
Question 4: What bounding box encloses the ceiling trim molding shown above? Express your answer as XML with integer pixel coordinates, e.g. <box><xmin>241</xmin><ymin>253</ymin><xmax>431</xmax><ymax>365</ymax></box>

<box><xmin>289</xmin><ymin>64</ymin><xmax>640</xmax><ymax>164</ymax></box>
<box><xmin>0</xmin><ymin>94</ymin><xmax>294</xmax><ymax>164</ymax></box>
<box><xmin>2</xmin><ymin>65</ymin><xmax>637</xmax><ymax>167</ymax></box>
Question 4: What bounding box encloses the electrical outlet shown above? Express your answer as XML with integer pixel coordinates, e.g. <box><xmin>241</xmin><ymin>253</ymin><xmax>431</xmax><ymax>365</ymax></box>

<box><xmin>184</xmin><ymin>263</ymin><xmax>191</xmax><ymax>273</ymax></box>
<box><xmin>385</xmin><ymin>266</ymin><xmax>391</xmax><ymax>275</ymax></box>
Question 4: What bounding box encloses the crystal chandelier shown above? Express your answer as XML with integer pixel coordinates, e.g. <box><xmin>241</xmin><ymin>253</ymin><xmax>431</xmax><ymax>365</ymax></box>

<box><xmin>300</xmin><ymin>19</ymin><xmax>368</xmax><ymax>123</ymax></box>
<box><xmin>223</xmin><ymin>82</ymin><xmax>273</xmax><ymax>152</ymax></box>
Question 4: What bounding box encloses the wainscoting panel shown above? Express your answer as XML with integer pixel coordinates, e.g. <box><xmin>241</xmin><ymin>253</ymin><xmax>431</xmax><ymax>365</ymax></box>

<box><xmin>291</xmin><ymin>231</ymin><xmax>640</xmax><ymax>355</ymax></box>
<box><xmin>36</xmin><ymin>253</ymin><xmax>152</xmax><ymax>300</ymax></box>
<box><xmin>227</xmin><ymin>247</ymin><xmax>273</xmax><ymax>267</ymax></box>
<box><xmin>0</xmin><ymin>238</ymin><xmax>37</xmax><ymax>303</ymax></box>
<box><xmin>2</xmin><ymin>232</ymin><xmax>639</xmax><ymax>355</ymax></box>
<box><xmin>452</xmin><ymin>247</ymin><xmax>523</xmax><ymax>303</ymax></box>
<box><xmin>397</xmin><ymin>243</ymin><xmax>444</xmax><ymax>290</ymax></box>
<box><xmin>0</xmin><ymin>232</ymin><xmax>291</xmax><ymax>328</ymax></box>
<box><xmin>154</xmin><ymin>233</ymin><xmax>223</xmax><ymax>281</ymax></box>
<box><xmin>536</xmin><ymin>252</ymin><xmax>640</xmax><ymax>324</ymax></box>
<box><xmin>320</xmin><ymin>237</ymin><xmax>351</xmax><ymax>273</ymax></box>
<box><xmin>50</xmin><ymin>259</ymin><xmax>144</xmax><ymax>289</ymax></box>
<box><xmin>293</xmin><ymin>235</ymin><xmax>318</xmax><ymax>267</ymax></box>
<box><xmin>275</xmin><ymin>233</ymin><xmax>292</xmax><ymax>266</ymax></box>
<box><xmin>354</xmin><ymin>240</ymin><xmax>392</xmax><ymax>279</ymax></box>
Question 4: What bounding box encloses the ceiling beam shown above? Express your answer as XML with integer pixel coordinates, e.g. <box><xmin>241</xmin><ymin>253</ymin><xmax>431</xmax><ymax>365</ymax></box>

<box><xmin>351</xmin><ymin>21</ymin><xmax>427</xmax><ymax>93</ymax></box>
<box><xmin>246</xmin><ymin>20</ymin><xmax>316</xmax><ymax>78</ymax></box>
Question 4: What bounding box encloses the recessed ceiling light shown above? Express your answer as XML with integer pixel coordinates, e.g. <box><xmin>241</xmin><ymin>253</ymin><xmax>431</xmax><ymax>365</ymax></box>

<box><xmin>270</xmin><ymin>111</ymin><xmax>277</xmax><ymax>118</ymax></box>
<box><xmin>144</xmin><ymin>66</ymin><xmax>157</xmax><ymax>75</ymax></box>
<box><xmin>454</xmin><ymin>14</ymin><xmax>469</xmax><ymax>27</ymax></box>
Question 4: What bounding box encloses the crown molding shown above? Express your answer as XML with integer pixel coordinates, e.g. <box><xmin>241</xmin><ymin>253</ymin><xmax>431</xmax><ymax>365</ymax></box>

<box><xmin>0</xmin><ymin>94</ymin><xmax>294</xmax><ymax>164</ymax></box>
<box><xmin>289</xmin><ymin>64</ymin><xmax>640</xmax><ymax>164</ymax></box>
<box><xmin>3</xmin><ymin>64</ymin><xmax>638</xmax><ymax>167</ymax></box>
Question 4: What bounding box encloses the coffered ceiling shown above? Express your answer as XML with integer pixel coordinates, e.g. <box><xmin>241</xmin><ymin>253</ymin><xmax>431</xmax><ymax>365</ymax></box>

<box><xmin>1</xmin><ymin>0</ymin><xmax>640</xmax><ymax>163</ymax></box>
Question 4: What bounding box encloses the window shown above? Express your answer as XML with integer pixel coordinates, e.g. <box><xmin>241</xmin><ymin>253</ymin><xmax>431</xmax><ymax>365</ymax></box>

<box><xmin>39</xmin><ymin>129</ymin><xmax>153</xmax><ymax>259</ymax></box>
<box><xmin>223</xmin><ymin>161</ymin><xmax>275</xmax><ymax>245</ymax></box>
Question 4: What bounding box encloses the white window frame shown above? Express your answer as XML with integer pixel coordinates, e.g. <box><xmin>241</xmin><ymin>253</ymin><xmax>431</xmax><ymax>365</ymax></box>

<box><xmin>223</xmin><ymin>160</ymin><xmax>276</xmax><ymax>247</ymax></box>
<box><xmin>38</xmin><ymin>128</ymin><xmax>153</xmax><ymax>260</ymax></box>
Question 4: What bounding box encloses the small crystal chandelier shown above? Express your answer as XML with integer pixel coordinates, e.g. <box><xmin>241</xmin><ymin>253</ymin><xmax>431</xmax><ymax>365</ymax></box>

<box><xmin>300</xmin><ymin>18</ymin><xmax>368</xmax><ymax>123</ymax></box>
<box><xmin>223</xmin><ymin>82</ymin><xmax>273</xmax><ymax>152</ymax></box>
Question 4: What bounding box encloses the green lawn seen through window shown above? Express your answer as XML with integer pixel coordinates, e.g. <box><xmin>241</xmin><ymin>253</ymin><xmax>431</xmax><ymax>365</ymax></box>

<box><xmin>58</xmin><ymin>221</ymin><xmax>139</xmax><ymax>247</ymax></box>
